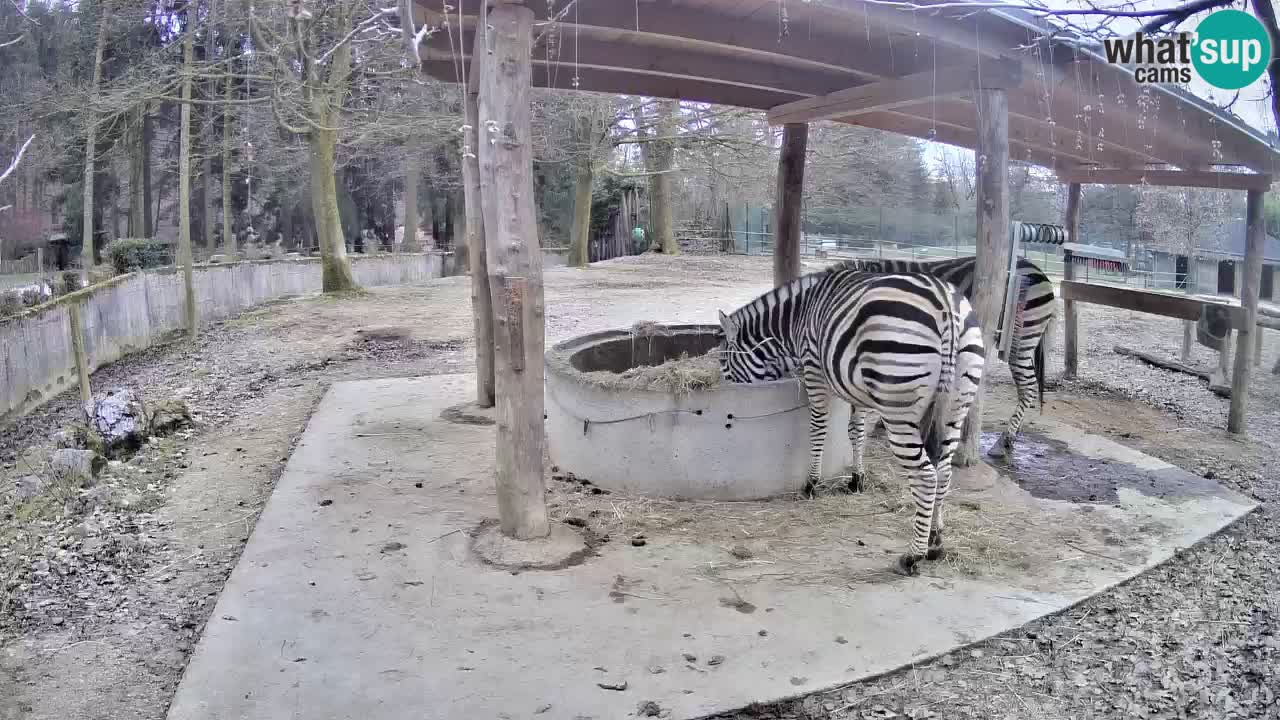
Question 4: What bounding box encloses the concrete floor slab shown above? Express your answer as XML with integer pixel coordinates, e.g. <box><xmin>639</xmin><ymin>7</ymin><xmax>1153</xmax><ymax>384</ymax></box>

<box><xmin>166</xmin><ymin>375</ymin><xmax>1257</xmax><ymax>720</ymax></box>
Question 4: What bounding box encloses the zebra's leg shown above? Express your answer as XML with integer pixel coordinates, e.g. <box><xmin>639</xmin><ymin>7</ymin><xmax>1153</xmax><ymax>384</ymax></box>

<box><xmin>934</xmin><ymin>337</ymin><xmax>986</xmax><ymax>561</ymax></box>
<box><xmin>883</xmin><ymin>420</ymin><xmax>938</xmax><ymax>576</ymax></box>
<box><xmin>845</xmin><ymin>408</ymin><xmax>868</xmax><ymax>493</ymax></box>
<box><xmin>801</xmin><ymin>366</ymin><xmax>831</xmax><ymax>499</ymax></box>
<box><xmin>990</xmin><ymin>337</ymin><xmax>1039</xmax><ymax>459</ymax></box>
<box><xmin>927</xmin><ymin>452</ymin><xmax>956</xmax><ymax>561</ymax></box>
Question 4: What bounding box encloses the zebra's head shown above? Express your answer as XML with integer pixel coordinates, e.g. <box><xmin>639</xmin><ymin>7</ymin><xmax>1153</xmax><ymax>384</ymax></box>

<box><xmin>716</xmin><ymin>309</ymin><xmax>788</xmax><ymax>383</ymax></box>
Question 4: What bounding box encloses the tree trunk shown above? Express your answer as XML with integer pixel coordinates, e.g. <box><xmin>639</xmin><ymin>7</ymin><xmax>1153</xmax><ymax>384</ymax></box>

<box><xmin>956</xmin><ymin>87</ymin><xmax>1011</xmax><ymax>466</ymax></box>
<box><xmin>463</xmin><ymin>58</ymin><xmax>496</xmax><ymax>407</ymax></box>
<box><xmin>81</xmin><ymin>1</ymin><xmax>111</xmax><ymax>278</ymax></box>
<box><xmin>202</xmin><ymin>156</ymin><xmax>215</xmax><ymax>254</ymax></box>
<box><xmin>477</xmin><ymin>1</ymin><xmax>550</xmax><ymax>540</ymax></box>
<box><xmin>128</xmin><ymin>108</ymin><xmax>145</xmax><ymax>237</ymax></box>
<box><xmin>430</xmin><ymin>194</ymin><xmax>441</xmax><ymax>247</ymax></box>
<box><xmin>451</xmin><ymin>192</ymin><xmax>466</xmax><ymax>264</ymax></box>
<box><xmin>402</xmin><ymin>148</ymin><xmax>418</xmax><ymax>252</ymax></box>
<box><xmin>1062</xmin><ymin>183</ymin><xmax>1082</xmax><ymax>377</ymax></box>
<box><xmin>222</xmin><ymin>1</ymin><xmax>236</xmax><ymax>258</ymax></box>
<box><xmin>773</xmin><ymin>123</ymin><xmax>808</xmax><ymax>286</ymax></box>
<box><xmin>443</xmin><ymin>193</ymin><xmax>454</xmax><ymax>248</ymax></box>
<box><xmin>178</xmin><ymin>19</ymin><xmax>198</xmax><ymax>339</ymax></box>
<box><xmin>1181</xmin><ymin>248</ymin><xmax>1197</xmax><ymax>360</ymax></box>
<box><xmin>222</xmin><ymin>87</ymin><xmax>236</xmax><ymax>257</ymax></box>
<box><xmin>567</xmin><ymin>113</ymin><xmax>595</xmax><ymax>268</ymax></box>
<box><xmin>309</xmin><ymin>128</ymin><xmax>358</xmax><ymax>292</ymax></box>
<box><xmin>1229</xmin><ymin>189</ymin><xmax>1267</xmax><ymax>433</ymax></box>
<box><xmin>648</xmin><ymin>100</ymin><xmax>679</xmax><ymax>254</ymax></box>
<box><xmin>143</xmin><ymin>110</ymin><xmax>154</xmax><ymax>238</ymax></box>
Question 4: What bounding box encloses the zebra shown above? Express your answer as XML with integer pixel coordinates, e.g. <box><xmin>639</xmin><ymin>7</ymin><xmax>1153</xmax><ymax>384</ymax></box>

<box><xmin>834</xmin><ymin>256</ymin><xmax>1056</xmax><ymax>458</ymax></box>
<box><xmin>717</xmin><ymin>267</ymin><xmax>986</xmax><ymax>575</ymax></box>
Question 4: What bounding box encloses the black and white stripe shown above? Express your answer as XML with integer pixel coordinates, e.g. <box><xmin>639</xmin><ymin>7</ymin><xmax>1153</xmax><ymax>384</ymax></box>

<box><xmin>717</xmin><ymin>267</ymin><xmax>985</xmax><ymax>575</ymax></box>
<box><xmin>836</xmin><ymin>256</ymin><xmax>1056</xmax><ymax>457</ymax></box>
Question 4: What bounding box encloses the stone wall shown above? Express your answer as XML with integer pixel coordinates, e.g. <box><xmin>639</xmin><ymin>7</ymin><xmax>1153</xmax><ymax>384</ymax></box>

<box><xmin>0</xmin><ymin>253</ymin><xmax>455</xmax><ymax>423</ymax></box>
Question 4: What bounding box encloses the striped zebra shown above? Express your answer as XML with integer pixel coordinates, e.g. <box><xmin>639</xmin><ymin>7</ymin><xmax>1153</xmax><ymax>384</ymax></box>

<box><xmin>836</xmin><ymin>256</ymin><xmax>1056</xmax><ymax>458</ymax></box>
<box><xmin>717</xmin><ymin>268</ymin><xmax>985</xmax><ymax>575</ymax></box>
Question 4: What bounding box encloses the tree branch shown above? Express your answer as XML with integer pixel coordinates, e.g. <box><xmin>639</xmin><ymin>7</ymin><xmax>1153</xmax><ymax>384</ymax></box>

<box><xmin>0</xmin><ymin>134</ymin><xmax>35</xmax><ymax>186</ymax></box>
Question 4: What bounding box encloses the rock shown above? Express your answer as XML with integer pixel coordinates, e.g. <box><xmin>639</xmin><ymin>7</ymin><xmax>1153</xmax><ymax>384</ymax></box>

<box><xmin>147</xmin><ymin>398</ymin><xmax>192</xmax><ymax>436</ymax></box>
<box><xmin>637</xmin><ymin>700</ymin><xmax>662</xmax><ymax>717</ymax></box>
<box><xmin>209</xmin><ymin>254</ymin><xmax>228</xmax><ymax>264</ymax></box>
<box><xmin>83</xmin><ymin>388</ymin><xmax>148</xmax><ymax>458</ymax></box>
<box><xmin>83</xmin><ymin>485</ymin><xmax>114</xmax><ymax>508</ymax></box>
<box><xmin>49</xmin><ymin>449</ymin><xmax>107</xmax><ymax>488</ymax></box>
<box><xmin>14</xmin><ymin>475</ymin><xmax>45</xmax><ymax>500</ymax></box>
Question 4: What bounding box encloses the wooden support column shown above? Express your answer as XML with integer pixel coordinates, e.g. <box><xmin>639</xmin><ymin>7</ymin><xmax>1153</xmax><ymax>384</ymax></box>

<box><xmin>68</xmin><ymin>301</ymin><xmax>92</xmax><ymax>406</ymax></box>
<box><xmin>463</xmin><ymin>41</ymin><xmax>495</xmax><ymax>407</ymax></box>
<box><xmin>773</xmin><ymin>123</ymin><xmax>807</xmax><ymax>287</ymax></box>
<box><xmin>477</xmin><ymin>0</ymin><xmax>550</xmax><ymax>540</ymax></box>
<box><xmin>1062</xmin><ymin>183</ymin><xmax>1082</xmax><ymax>378</ymax></box>
<box><xmin>1229</xmin><ymin>188</ymin><xmax>1266</xmax><ymax>434</ymax></box>
<box><xmin>957</xmin><ymin>86</ymin><xmax>1010</xmax><ymax>466</ymax></box>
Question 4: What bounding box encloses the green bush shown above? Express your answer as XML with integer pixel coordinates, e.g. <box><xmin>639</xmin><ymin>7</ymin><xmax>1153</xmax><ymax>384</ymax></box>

<box><xmin>107</xmin><ymin>238</ymin><xmax>171</xmax><ymax>273</ymax></box>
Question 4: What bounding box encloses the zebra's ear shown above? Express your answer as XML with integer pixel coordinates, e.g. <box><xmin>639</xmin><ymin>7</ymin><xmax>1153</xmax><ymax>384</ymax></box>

<box><xmin>717</xmin><ymin>310</ymin><xmax>736</xmax><ymax>336</ymax></box>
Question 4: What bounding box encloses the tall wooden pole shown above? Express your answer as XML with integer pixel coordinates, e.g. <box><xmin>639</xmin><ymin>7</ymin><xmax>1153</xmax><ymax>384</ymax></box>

<box><xmin>773</xmin><ymin>123</ymin><xmax>808</xmax><ymax>287</ymax></box>
<box><xmin>1229</xmin><ymin>188</ymin><xmax>1266</xmax><ymax>433</ymax></box>
<box><xmin>178</xmin><ymin>14</ymin><xmax>198</xmax><ymax>339</ymax></box>
<box><xmin>478</xmin><ymin>1</ymin><xmax>550</xmax><ymax>540</ymax></box>
<box><xmin>1062</xmin><ymin>182</ymin><xmax>1082</xmax><ymax>378</ymax></box>
<box><xmin>464</xmin><ymin>40</ymin><xmax>495</xmax><ymax>407</ymax></box>
<box><xmin>957</xmin><ymin>87</ymin><xmax>1010</xmax><ymax>466</ymax></box>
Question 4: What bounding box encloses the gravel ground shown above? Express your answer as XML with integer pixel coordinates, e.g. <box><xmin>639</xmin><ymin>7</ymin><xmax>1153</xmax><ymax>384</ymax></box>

<box><xmin>1</xmin><ymin>254</ymin><xmax>1277</xmax><ymax>719</ymax></box>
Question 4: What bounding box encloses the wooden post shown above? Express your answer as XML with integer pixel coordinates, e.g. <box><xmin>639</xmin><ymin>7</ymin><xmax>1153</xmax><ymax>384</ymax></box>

<box><xmin>477</xmin><ymin>0</ymin><xmax>550</xmax><ymax>540</ymax></box>
<box><xmin>1254</xmin><ymin>327</ymin><xmax>1264</xmax><ymax>367</ymax></box>
<box><xmin>1062</xmin><ymin>183</ymin><xmax>1082</xmax><ymax>378</ymax></box>
<box><xmin>957</xmin><ymin>87</ymin><xmax>1010</xmax><ymax>466</ymax></box>
<box><xmin>1229</xmin><ymin>188</ymin><xmax>1266</xmax><ymax>433</ymax></box>
<box><xmin>773</xmin><ymin>123</ymin><xmax>807</xmax><ymax>287</ymax></box>
<box><xmin>68</xmin><ymin>302</ymin><xmax>92</xmax><ymax>407</ymax></box>
<box><xmin>464</xmin><ymin>41</ymin><xmax>496</xmax><ymax>408</ymax></box>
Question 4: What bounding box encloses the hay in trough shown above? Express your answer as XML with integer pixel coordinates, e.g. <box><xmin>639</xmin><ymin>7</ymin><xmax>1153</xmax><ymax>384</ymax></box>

<box><xmin>580</xmin><ymin>351</ymin><xmax>723</xmax><ymax>394</ymax></box>
<box><xmin>576</xmin><ymin>321</ymin><xmax>724</xmax><ymax>394</ymax></box>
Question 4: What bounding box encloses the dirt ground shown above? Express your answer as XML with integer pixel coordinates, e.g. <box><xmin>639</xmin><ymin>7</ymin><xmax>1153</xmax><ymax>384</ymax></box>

<box><xmin>1</xmin><ymin>254</ymin><xmax>1277</xmax><ymax>720</ymax></box>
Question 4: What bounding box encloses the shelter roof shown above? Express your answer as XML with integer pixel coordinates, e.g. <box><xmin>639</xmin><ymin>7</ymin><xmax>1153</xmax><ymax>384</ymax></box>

<box><xmin>415</xmin><ymin>0</ymin><xmax>1280</xmax><ymax>177</ymax></box>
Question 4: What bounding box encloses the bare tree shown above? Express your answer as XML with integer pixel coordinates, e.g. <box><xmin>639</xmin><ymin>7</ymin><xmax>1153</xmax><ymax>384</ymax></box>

<box><xmin>81</xmin><ymin>0</ymin><xmax>112</xmax><ymax>278</ymax></box>
<box><xmin>245</xmin><ymin>0</ymin><xmax>400</xmax><ymax>292</ymax></box>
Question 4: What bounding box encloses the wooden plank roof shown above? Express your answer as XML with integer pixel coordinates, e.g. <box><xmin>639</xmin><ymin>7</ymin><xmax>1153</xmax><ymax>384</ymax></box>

<box><xmin>414</xmin><ymin>0</ymin><xmax>1280</xmax><ymax>177</ymax></box>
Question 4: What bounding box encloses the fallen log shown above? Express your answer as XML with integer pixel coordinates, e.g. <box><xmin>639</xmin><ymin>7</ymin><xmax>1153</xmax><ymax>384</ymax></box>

<box><xmin>1113</xmin><ymin>345</ymin><xmax>1231</xmax><ymax>399</ymax></box>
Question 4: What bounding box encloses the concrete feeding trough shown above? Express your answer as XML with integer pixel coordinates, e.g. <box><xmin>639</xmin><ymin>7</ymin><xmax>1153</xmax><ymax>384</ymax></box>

<box><xmin>544</xmin><ymin>324</ymin><xmax>853</xmax><ymax>500</ymax></box>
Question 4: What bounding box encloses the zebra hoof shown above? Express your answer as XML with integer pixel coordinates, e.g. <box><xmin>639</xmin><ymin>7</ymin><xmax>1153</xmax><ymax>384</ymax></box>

<box><xmin>926</xmin><ymin>545</ymin><xmax>946</xmax><ymax>561</ymax></box>
<box><xmin>801</xmin><ymin>481</ymin><xmax>818</xmax><ymax>499</ymax></box>
<box><xmin>893</xmin><ymin>554</ymin><xmax>921</xmax><ymax>577</ymax></box>
<box><xmin>847</xmin><ymin>473</ymin><xmax>865</xmax><ymax>494</ymax></box>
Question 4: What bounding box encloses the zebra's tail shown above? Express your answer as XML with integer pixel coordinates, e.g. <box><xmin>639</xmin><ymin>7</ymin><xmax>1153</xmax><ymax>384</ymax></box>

<box><xmin>1034</xmin><ymin>305</ymin><xmax>1059</xmax><ymax>413</ymax></box>
<box><xmin>923</xmin><ymin>286</ymin><xmax>966</xmax><ymax>465</ymax></box>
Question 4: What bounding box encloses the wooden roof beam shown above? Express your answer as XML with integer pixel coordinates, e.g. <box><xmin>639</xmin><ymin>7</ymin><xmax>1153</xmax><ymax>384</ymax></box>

<box><xmin>421</xmin><ymin>28</ymin><xmax>860</xmax><ymax>99</ymax></box>
<box><xmin>850</xmin><ymin>110</ymin><xmax>1084</xmax><ymax>170</ymax></box>
<box><xmin>420</xmin><ymin>58</ymin><xmax>801</xmax><ymax>109</ymax></box>
<box><xmin>418</xmin><ymin>1</ymin><xmax>935</xmax><ymax>82</ymax></box>
<box><xmin>1056</xmin><ymin>168</ymin><xmax>1274</xmax><ymax>190</ymax></box>
<box><xmin>767</xmin><ymin>61</ymin><xmax>1021</xmax><ymax>126</ymax></box>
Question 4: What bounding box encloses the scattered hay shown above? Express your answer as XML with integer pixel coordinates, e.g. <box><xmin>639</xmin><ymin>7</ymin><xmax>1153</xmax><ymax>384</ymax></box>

<box><xmin>545</xmin><ymin>440</ymin><xmax>1033</xmax><ymax>582</ymax></box>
